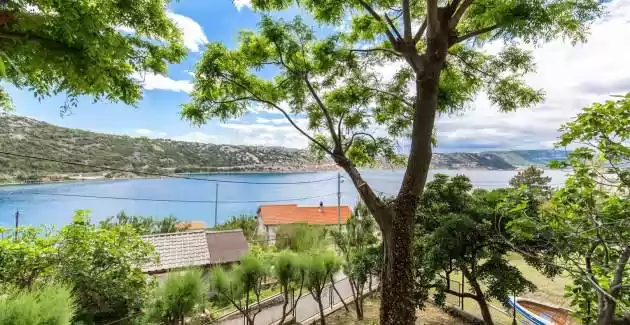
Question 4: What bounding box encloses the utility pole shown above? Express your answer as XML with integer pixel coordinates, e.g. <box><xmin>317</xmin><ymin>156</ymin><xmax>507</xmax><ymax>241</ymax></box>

<box><xmin>214</xmin><ymin>182</ymin><xmax>219</xmax><ymax>228</ymax></box>
<box><xmin>337</xmin><ymin>172</ymin><xmax>341</xmax><ymax>230</ymax></box>
<box><xmin>14</xmin><ymin>209</ymin><xmax>19</xmax><ymax>241</ymax></box>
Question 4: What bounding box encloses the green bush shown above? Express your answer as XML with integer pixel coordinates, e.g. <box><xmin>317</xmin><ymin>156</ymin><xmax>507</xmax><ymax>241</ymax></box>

<box><xmin>144</xmin><ymin>269</ymin><xmax>207</xmax><ymax>325</ymax></box>
<box><xmin>0</xmin><ymin>283</ymin><xmax>76</xmax><ymax>325</ymax></box>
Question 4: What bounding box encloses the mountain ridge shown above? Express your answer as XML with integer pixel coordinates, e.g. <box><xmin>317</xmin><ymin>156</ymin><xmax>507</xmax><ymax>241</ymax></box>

<box><xmin>0</xmin><ymin>115</ymin><xmax>566</xmax><ymax>183</ymax></box>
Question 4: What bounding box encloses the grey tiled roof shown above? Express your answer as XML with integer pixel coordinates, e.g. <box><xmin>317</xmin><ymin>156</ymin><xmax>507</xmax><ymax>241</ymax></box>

<box><xmin>141</xmin><ymin>230</ymin><xmax>211</xmax><ymax>273</ymax></box>
<box><xmin>206</xmin><ymin>230</ymin><xmax>248</xmax><ymax>264</ymax></box>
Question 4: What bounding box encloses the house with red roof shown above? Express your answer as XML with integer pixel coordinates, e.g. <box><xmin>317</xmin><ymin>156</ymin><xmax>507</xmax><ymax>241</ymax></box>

<box><xmin>256</xmin><ymin>202</ymin><xmax>351</xmax><ymax>243</ymax></box>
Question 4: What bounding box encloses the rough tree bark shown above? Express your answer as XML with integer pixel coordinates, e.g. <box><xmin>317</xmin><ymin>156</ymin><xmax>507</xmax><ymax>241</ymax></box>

<box><xmin>334</xmin><ymin>24</ymin><xmax>449</xmax><ymax>325</ymax></box>
<box><xmin>597</xmin><ymin>247</ymin><xmax>630</xmax><ymax>325</ymax></box>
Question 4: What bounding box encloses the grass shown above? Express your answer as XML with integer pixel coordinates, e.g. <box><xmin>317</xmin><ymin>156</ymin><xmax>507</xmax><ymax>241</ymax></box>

<box><xmin>444</xmin><ymin>253</ymin><xmax>571</xmax><ymax>324</ymax></box>
<box><xmin>326</xmin><ymin>296</ymin><xmax>468</xmax><ymax>325</ymax></box>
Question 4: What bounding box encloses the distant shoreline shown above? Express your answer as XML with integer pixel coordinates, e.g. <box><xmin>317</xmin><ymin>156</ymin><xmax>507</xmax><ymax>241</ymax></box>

<box><xmin>0</xmin><ymin>164</ymin><xmax>342</xmax><ymax>187</ymax></box>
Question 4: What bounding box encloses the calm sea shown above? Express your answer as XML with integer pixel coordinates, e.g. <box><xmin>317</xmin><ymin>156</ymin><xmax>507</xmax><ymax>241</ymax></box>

<box><xmin>0</xmin><ymin>169</ymin><xmax>567</xmax><ymax>228</ymax></box>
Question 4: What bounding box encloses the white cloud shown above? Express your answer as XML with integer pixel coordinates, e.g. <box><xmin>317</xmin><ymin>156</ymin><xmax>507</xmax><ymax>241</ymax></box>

<box><xmin>133</xmin><ymin>128</ymin><xmax>167</xmax><ymax>138</ymax></box>
<box><xmin>432</xmin><ymin>0</ymin><xmax>630</xmax><ymax>152</ymax></box>
<box><xmin>233</xmin><ymin>0</ymin><xmax>252</xmax><ymax>11</ymax></box>
<box><xmin>255</xmin><ymin>117</ymin><xmax>290</xmax><ymax>125</ymax></box>
<box><xmin>172</xmin><ymin>117</ymin><xmax>311</xmax><ymax>148</ymax></box>
<box><xmin>134</xmin><ymin>72</ymin><xmax>193</xmax><ymax>93</ymax></box>
<box><xmin>167</xmin><ymin>12</ymin><xmax>208</xmax><ymax>52</ymax></box>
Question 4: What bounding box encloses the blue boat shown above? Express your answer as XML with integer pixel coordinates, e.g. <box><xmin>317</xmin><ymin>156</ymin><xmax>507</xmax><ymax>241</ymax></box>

<box><xmin>507</xmin><ymin>297</ymin><xmax>575</xmax><ymax>325</ymax></box>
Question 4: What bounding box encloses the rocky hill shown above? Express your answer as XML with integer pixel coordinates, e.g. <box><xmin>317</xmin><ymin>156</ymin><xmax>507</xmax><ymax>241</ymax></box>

<box><xmin>0</xmin><ymin>115</ymin><xmax>319</xmax><ymax>182</ymax></box>
<box><xmin>0</xmin><ymin>115</ymin><xmax>568</xmax><ymax>182</ymax></box>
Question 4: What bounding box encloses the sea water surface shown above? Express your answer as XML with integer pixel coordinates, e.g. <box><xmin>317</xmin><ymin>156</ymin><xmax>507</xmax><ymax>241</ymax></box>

<box><xmin>0</xmin><ymin>169</ymin><xmax>567</xmax><ymax>228</ymax></box>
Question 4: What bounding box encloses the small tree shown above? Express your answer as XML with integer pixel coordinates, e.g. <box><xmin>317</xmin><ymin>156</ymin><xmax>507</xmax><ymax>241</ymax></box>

<box><xmin>415</xmin><ymin>174</ymin><xmax>556</xmax><ymax>325</ymax></box>
<box><xmin>0</xmin><ymin>227</ymin><xmax>58</xmax><ymax>288</ymax></box>
<box><xmin>0</xmin><ymin>283</ymin><xmax>76</xmax><ymax>325</ymax></box>
<box><xmin>272</xmin><ymin>250</ymin><xmax>307</xmax><ymax>324</ymax></box>
<box><xmin>304</xmin><ymin>250</ymin><xmax>342</xmax><ymax>325</ymax></box>
<box><xmin>57</xmin><ymin>210</ymin><xmax>157</xmax><ymax>323</ymax></box>
<box><xmin>275</xmin><ymin>223</ymin><xmax>327</xmax><ymax>252</ymax></box>
<box><xmin>330</xmin><ymin>201</ymin><xmax>380</xmax><ymax>319</ymax></box>
<box><xmin>215</xmin><ymin>215</ymin><xmax>258</xmax><ymax>240</ymax></box>
<box><xmin>145</xmin><ymin>269</ymin><xmax>207</xmax><ymax>325</ymax></box>
<box><xmin>508</xmin><ymin>94</ymin><xmax>630</xmax><ymax>325</ymax></box>
<box><xmin>209</xmin><ymin>253</ymin><xmax>268</xmax><ymax>325</ymax></box>
<box><xmin>510</xmin><ymin>166</ymin><xmax>552</xmax><ymax>200</ymax></box>
<box><xmin>99</xmin><ymin>211</ymin><xmax>181</xmax><ymax>235</ymax></box>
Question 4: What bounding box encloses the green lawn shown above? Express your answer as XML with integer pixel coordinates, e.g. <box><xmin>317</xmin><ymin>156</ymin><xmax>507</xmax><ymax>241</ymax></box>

<box><xmin>444</xmin><ymin>253</ymin><xmax>571</xmax><ymax>324</ymax></box>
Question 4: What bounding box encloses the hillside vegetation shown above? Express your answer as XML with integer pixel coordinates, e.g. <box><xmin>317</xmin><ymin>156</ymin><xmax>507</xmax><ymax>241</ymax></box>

<box><xmin>0</xmin><ymin>115</ymin><xmax>566</xmax><ymax>182</ymax></box>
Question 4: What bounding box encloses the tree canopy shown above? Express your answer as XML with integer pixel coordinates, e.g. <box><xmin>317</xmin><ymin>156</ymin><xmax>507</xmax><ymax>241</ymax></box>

<box><xmin>507</xmin><ymin>94</ymin><xmax>630</xmax><ymax>325</ymax></box>
<box><xmin>182</xmin><ymin>0</ymin><xmax>604</xmax><ymax>323</ymax></box>
<box><xmin>0</xmin><ymin>0</ymin><xmax>185</xmax><ymax>112</ymax></box>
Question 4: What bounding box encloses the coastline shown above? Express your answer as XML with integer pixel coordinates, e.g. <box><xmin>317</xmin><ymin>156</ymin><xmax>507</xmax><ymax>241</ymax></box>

<box><xmin>0</xmin><ymin>163</ymin><xmax>342</xmax><ymax>187</ymax></box>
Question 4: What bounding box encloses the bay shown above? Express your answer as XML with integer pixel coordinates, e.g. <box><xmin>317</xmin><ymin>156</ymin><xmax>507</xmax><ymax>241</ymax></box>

<box><xmin>0</xmin><ymin>169</ymin><xmax>567</xmax><ymax>228</ymax></box>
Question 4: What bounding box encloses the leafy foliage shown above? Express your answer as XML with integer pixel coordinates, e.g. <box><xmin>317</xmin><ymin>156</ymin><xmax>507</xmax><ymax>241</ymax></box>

<box><xmin>275</xmin><ymin>223</ymin><xmax>327</xmax><ymax>252</ymax></box>
<box><xmin>209</xmin><ymin>253</ymin><xmax>269</xmax><ymax>325</ymax></box>
<box><xmin>144</xmin><ymin>269</ymin><xmax>207</xmax><ymax>325</ymax></box>
<box><xmin>99</xmin><ymin>211</ymin><xmax>181</xmax><ymax>235</ymax></box>
<box><xmin>57</xmin><ymin>210</ymin><xmax>157</xmax><ymax>323</ymax></box>
<box><xmin>0</xmin><ymin>210</ymin><xmax>157</xmax><ymax>324</ymax></box>
<box><xmin>509</xmin><ymin>165</ymin><xmax>552</xmax><ymax>199</ymax></box>
<box><xmin>415</xmin><ymin>174</ymin><xmax>554</xmax><ymax>325</ymax></box>
<box><xmin>215</xmin><ymin>215</ymin><xmax>259</xmax><ymax>240</ymax></box>
<box><xmin>0</xmin><ymin>283</ymin><xmax>76</xmax><ymax>325</ymax></box>
<box><xmin>271</xmin><ymin>250</ymin><xmax>307</xmax><ymax>324</ymax></box>
<box><xmin>0</xmin><ymin>0</ymin><xmax>185</xmax><ymax>111</ymax></box>
<box><xmin>330</xmin><ymin>201</ymin><xmax>381</xmax><ymax>319</ymax></box>
<box><xmin>304</xmin><ymin>250</ymin><xmax>342</xmax><ymax>325</ymax></box>
<box><xmin>513</xmin><ymin>94</ymin><xmax>630</xmax><ymax>325</ymax></box>
<box><xmin>183</xmin><ymin>1</ymin><xmax>602</xmax><ymax>322</ymax></box>
<box><xmin>0</xmin><ymin>226</ymin><xmax>58</xmax><ymax>288</ymax></box>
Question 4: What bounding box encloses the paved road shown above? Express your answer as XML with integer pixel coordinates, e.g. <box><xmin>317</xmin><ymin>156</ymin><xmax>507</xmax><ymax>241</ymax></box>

<box><xmin>218</xmin><ymin>274</ymin><xmax>376</xmax><ymax>325</ymax></box>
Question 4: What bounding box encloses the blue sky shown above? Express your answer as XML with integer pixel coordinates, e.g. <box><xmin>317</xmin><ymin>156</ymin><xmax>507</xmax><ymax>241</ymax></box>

<box><xmin>6</xmin><ymin>0</ymin><xmax>630</xmax><ymax>152</ymax></box>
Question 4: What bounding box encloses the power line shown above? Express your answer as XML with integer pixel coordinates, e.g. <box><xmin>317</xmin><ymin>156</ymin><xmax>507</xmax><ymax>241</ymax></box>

<box><xmin>18</xmin><ymin>191</ymin><xmax>342</xmax><ymax>204</ymax></box>
<box><xmin>0</xmin><ymin>150</ymin><xmax>337</xmax><ymax>185</ymax></box>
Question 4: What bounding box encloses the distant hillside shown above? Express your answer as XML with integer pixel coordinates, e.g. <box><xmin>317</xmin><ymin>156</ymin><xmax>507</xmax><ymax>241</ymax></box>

<box><xmin>0</xmin><ymin>115</ymin><xmax>320</xmax><ymax>182</ymax></box>
<box><xmin>0</xmin><ymin>115</ymin><xmax>568</xmax><ymax>182</ymax></box>
<box><xmin>431</xmin><ymin>149</ymin><xmax>569</xmax><ymax>170</ymax></box>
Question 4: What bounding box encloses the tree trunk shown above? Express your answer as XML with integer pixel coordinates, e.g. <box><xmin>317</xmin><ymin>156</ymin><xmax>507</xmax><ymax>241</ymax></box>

<box><xmin>335</xmin><ymin>30</ymin><xmax>447</xmax><ymax>324</ymax></box>
<box><xmin>330</xmin><ymin>275</ymin><xmax>349</xmax><ymax>311</ymax></box>
<box><xmin>316</xmin><ymin>297</ymin><xmax>327</xmax><ymax>325</ymax></box>
<box><xmin>476</xmin><ymin>296</ymin><xmax>495</xmax><ymax>325</ymax></box>
<box><xmin>463</xmin><ymin>268</ymin><xmax>494</xmax><ymax>325</ymax></box>
<box><xmin>379</xmin><ymin>201</ymin><xmax>417</xmax><ymax>325</ymax></box>
<box><xmin>279</xmin><ymin>290</ymin><xmax>289</xmax><ymax>325</ymax></box>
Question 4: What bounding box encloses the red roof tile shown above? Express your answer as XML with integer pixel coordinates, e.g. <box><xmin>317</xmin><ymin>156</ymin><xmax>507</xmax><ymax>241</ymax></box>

<box><xmin>259</xmin><ymin>204</ymin><xmax>351</xmax><ymax>225</ymax></box>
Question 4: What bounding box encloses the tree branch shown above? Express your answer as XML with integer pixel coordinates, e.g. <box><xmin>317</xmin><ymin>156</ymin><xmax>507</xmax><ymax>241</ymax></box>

<box><xmin>349</xmin><ymin>48</ymin><xmax>402</xmax><ymax>57</ymax></box>
<box><xmin>610</xmin><ymin>246</ymin><xmax>630</xmax><ymax>297</ymax></box>
<box><xmin>449</xmin><ymin>0</ymin><xmax>475</xmax><ymax>29</ymax></box>
<box><xmin>444</xmin><ymin>288</ymin><xmax>478</xmax><ymax>300</ymax></box>
<box><xmin>426</xmin><ymin>0</ymin><xmax>440</xmax><ymax>37</ymax></box>
<box><xmin>453</xmin><ymin>24</ymin><xmax>499</xmax><ymax>44</ymax></box>
<box><xmin>219</xmin><ymin>73</ymin><xmax>333</xmax><ymax>156</ymax></box>
<box><xmin>413</xmin><ymin>20</ymin><xmax>427</xmax><ymax>43</ymax></box>
<box><xmin>304</xmin><ymin>76</ymin><xmax>342</xmax><ymax>152</ymax></box>
<box><xmin>366</xmin><ymin>87</ymin><xmax>414</xmax><ymax>107</ymax></box>
<box><xmin>402</xmin><ymin>0</ymin><xmax>412</xmax><ymax>41</ymax></box>
<box><xmin>345</xmin><ymin>132</ymin><xmax>377</xmax><ymax>152</ymax></box>
<box><xmin>356</xmin><ymin>0</ymin><xmax>400</xmax><ymax>46</ymax></box>
<box><xmin>449</xmin><ymin>51</ymin><xmax>497</xmax><ymax>80</ymax></box>
<box><xmin>384</xmin><ymin>14</ymin><xmax>403</xmax><ymax>40</ymax></box>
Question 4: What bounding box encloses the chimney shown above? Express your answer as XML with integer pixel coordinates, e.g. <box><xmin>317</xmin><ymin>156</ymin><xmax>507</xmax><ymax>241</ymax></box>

<box><xmin>319</xmin><ymin>201</ymin><xmax>324</xmax><ymax>212</ymax></box>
